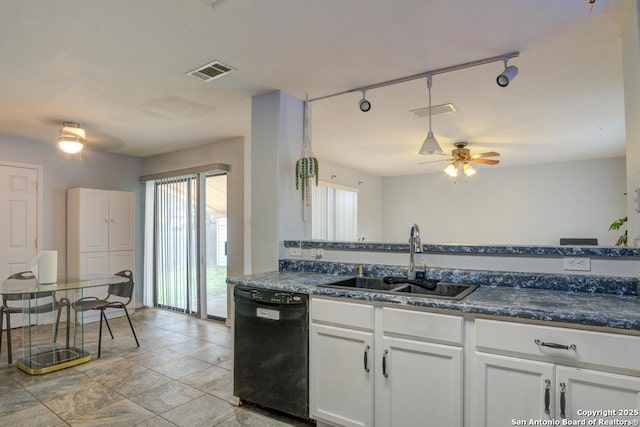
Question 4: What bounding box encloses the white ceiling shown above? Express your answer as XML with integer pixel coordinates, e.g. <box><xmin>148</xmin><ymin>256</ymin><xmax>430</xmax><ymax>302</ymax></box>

<box><xmin>0</xmin><ymin>0</ymin><xmax>631</xmax><ymax>176</ymax></box>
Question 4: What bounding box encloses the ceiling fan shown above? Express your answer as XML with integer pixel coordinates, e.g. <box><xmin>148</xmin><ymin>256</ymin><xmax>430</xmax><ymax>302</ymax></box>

<box><xmin>419</xmin><ymin>142</ymin><xmax>500</xmax><ymax>177</ymax></box>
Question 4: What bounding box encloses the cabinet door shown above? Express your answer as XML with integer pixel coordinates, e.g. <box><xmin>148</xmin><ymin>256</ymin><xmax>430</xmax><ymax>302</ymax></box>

<box><xmin>556</xmin><ymin>365</ymin><xmax>640</xmax><ymax>422</ymax></box>
<box><xmin>78</xmin><ymin>251</ymin><xmax>110</xmax><ymax>279</ymax></box>
<box><xmin>378</xmin><ymin>336</ymin><xmax>463</xmax><ymax>427</ymax></box>
<box><xmin>108</xmin><ymin>191</ymin><xmax>135</xmax><ymax>251</ymax></box>
<box><xmin>472</xmin><ymin>352</ymin><xmax>555</xmax><ymax>427</ymax></box>
<box><xmin>310</xmin><ymin>323</ymin><xmax>374</xmax><ymax>427</ymax></box>
<box><xmin>78</xmin><ymin>189</ymin><xmax>110</xmax><ymax>253</ymax></box>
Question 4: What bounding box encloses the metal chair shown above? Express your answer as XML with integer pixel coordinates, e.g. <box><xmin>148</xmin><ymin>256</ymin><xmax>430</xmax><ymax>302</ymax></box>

<box><xmin>0</xmin><ymin>271</ymin><xmax>70</xmax><ymax>364</ymax></box>
<box><xmin>71</xmin><ymin>270</ymin><xmax>140</xmax><ymax>358</ymax></box>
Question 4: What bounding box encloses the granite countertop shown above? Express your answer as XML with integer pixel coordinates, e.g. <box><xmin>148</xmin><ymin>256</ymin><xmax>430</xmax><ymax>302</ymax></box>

<box><xmin>227</xmin><ymin>271</ymin><xmax>640</xmax><ymax>333</ymax></box>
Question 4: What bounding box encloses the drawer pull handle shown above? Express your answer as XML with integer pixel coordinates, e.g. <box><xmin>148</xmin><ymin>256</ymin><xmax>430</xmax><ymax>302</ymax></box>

<box><xmin>560</xmin><ymin>382</ymin><xmax>567</xmax><ymax>419</ymax></box>
<box><xmin>544</xmin><ymin>379</ymin><xmax>551</xmax><ymax>414</ymax></box>
<box><xmin>535</xmin><ymin>339</ymin><xmax>577</xmax><ymax>351</ymax></box>
<box><xmin>364</xmin><ymin>345</ymin><xmax>370</xmax><ymax>372</ymax></box>
<box><xmin>382</xmin><ymin>349</ymin><xmax>388</xmax><ymax>378</ymax></box>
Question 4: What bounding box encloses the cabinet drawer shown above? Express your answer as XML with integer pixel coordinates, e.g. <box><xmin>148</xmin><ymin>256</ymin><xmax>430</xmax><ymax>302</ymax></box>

<box><xmin>311</xmin><ymin>297</ymin><xmax>374</xmax><ymax>330</ymax></box>
<box><xmin>383</xmin><ymin>307</ymin><xmax>463</xmax><ymax>346</ymax></box>
<box><xmin>476</xmin><ymin>319</ymin><xmax>640</xmax><ymax>372</ymax></box>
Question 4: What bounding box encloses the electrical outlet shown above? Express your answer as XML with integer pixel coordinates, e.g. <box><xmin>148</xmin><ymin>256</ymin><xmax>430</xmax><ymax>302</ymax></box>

<box><xmin>563</xmin><ymin>257</ymin><xmax>591</xmax><ymax>271</ymax></box>
<box><xmin>310</xmin><ymin>248</ymin><xmax>324</xmax><ymax>258</ymax></box>
<box><xmin>288</xmin><ymin>247</ymin><xmax>302</xmax><ymax>257</ymax></box>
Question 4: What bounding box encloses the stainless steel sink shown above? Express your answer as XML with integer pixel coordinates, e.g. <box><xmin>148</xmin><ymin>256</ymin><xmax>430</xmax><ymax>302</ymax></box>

<box><xmin>390</xmin><ymin>282</ymin><xmax>479</xmax><ymax>300</ymax></box>
<box><xmin>320</xmin><ymin>276</ymin><xmax>403</xmax><ymax>292</ymax></box>
<box><xmin>319</xmin><ymin>277</ymin><xmax>478</xmax><ymax>301</ymax></box>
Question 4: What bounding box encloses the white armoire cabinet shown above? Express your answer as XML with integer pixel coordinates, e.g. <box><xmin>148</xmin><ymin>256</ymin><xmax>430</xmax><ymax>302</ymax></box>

<box><xmin>67</xmin><ymin>188</ymin><xmax>135</xmax><ymax>321</ymax></box>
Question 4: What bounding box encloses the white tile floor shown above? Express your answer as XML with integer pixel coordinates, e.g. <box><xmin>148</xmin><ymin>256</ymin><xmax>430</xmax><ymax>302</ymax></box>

<box><xmin>0</xmin><ymin>308</ymin><xmax>310</xmax><ymax>426</ymax></box>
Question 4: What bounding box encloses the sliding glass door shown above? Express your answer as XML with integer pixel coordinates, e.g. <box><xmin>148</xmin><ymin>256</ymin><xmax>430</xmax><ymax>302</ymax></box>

<box><xmin>152</xmin><ymin>172</ymin><xmax>228</xmax><ymax>320</ymax></box>
<box><xmin>204</xmin><ymin>174</ymin><xmax>227</xmax><ymax>319</ymax></box>
<box><xmin>154</xmin><ymin>176</ymin><xmax>198</xmax><ymax>314</ymax></box>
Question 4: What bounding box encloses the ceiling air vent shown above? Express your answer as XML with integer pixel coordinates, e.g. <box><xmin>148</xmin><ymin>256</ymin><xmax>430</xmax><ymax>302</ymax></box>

<box><xmin>410</xmin><ymin>103</ymin><xmax>456</xmax><ymax>118</ymax></box>
<box><xmin>187</xmin><ymin>60</ymin><xmax>234</xmax><ymax>82</ymax></box>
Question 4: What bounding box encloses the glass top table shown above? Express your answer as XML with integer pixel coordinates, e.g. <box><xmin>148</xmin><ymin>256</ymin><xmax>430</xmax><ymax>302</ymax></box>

<box><xmin>1</xmin><ymin>274</ymin><xmax>128</xmax><ymax>374</ymax></box>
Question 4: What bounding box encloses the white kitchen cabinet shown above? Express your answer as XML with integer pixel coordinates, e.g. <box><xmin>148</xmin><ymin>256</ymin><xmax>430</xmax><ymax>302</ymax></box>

<box><xmin>310</xmin><ymin>323</ymin><xmax>374</xmax><ymax>427</ymax></box>
<box><xmin>557</xmin><ymin>366</ymin><xmax>640</xmax><ymax>421</ymax></box>
<box><xmin>473</xmin><ymin>352</ymin><xmax>556</xmax><ymax>425</ymax></box>
<box><xmin>67</xmin><ymin>188</ymin><xmax>135</xmax><ymax>321</ymax></box>
<box><xmin>378</xmin><ymin>336</ymin><xmax>463</xmax><ymax>427</ymax></box>
<box><xmin>472</xmin><ymin>319</ymin><xmax>640</xmax><ymax>426</ymax></box>
<box><xmin>310</xmin><ymin>298</ymin><xmax>464</xmax><ymax>427</ymax></box>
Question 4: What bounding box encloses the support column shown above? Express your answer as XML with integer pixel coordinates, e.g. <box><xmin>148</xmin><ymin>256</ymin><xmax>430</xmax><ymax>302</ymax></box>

<box><xmin>623</xmin><ymin>0</ymin><xmax>640</xmax><ymax>244</ymax></box>
<box><xmin>250</xmin><ymin>91</ymin><xmax>310</xmax><ymax>273</ymax></box>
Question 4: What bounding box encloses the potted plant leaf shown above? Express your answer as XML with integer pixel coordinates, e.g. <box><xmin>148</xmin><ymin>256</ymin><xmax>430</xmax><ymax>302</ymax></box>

<box><xmin>295</xmin><ymin>95</ymin><xmax>319</xmax><ymax>206</ymax></box>
<box><xmin>608</xmin><ymin>216</ymin><xmax>627</xmax><ymax>246</ymax></box>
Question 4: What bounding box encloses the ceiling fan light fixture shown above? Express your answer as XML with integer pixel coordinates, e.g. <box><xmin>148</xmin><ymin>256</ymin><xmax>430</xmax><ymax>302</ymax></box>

<box><xmin>463</xmin><ymin>162</ymin><xmax>476</xmax><ymax>176</ymax></box>
<box><xmin>57</xmin><ymin>121</ymin><xmax>85</xmax><ymax>154</ymax></box>
<box><xmin>444</xmin><ymin>163</ymin><xmax>458</xmax><ymax>177</ymax></box>
<box><xmin>419</xmin><ymin>130</ymin><xmax>443</xmax><ymax>155</ymax></box>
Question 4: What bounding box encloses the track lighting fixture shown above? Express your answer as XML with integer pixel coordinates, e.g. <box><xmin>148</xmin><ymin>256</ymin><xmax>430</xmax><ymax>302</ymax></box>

<box><xmin>496</xmin><ymin>58</ymin><xmax>519</xmax><ymax>87</ymax></box>
<box><xmin>58</xmin><ymin>121</ymin><xmax>85</xmax><ymax>154</ymax></box>
<box><xmin>418</xmin><ymin>74</ymin><xmax>443</xmax><ymax>155</ymax></box>
<box><xmin>359</xmin><ymin>90</ymin><xmax>371</xmax><ymax>112</ymax></box>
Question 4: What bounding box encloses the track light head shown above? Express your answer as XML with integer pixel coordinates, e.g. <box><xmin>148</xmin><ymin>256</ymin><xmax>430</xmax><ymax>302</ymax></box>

<box><xmin>359</xmin><ymin>90</ymin><xmax>371</xmax><ymax>112</ymax></box>
<box><xmin>497</xmin><ymin>65</ymin><xmax>518</xmax><ymax>87</ymax></box>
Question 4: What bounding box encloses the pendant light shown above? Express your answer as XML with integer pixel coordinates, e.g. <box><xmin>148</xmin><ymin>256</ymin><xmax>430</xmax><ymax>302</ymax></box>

<box><xmin>419</xmin><ymin>74</ymin><xmax>443</xmax><ymax>155</ymax></box>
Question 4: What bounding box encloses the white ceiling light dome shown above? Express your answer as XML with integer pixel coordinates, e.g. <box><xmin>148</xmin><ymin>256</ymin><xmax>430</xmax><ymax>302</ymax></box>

<box><xmin>58</xmin><ymin>121</ymin><xmax>85</xmax><ymax>154</ymax></box>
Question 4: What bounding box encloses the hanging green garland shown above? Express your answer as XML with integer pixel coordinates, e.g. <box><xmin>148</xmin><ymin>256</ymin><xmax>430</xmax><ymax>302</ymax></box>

<box><xmin>295</xmin><ymin>95</ymin><xmax>319</xmax><ymax>204</ymax></box>
<box><xmin>296</xmin><ymin>156</ymin><xmax>319</xmax><ymax>202</ymax></box>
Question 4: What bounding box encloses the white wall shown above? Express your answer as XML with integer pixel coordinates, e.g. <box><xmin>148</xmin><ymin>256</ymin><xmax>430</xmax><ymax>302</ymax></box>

<box><xmin>623</xmin><ymin>0</ymin><xmax>640</xmax><ymax>243</ymax></box>
<box><xmin>142</xmin><ymin>136</ymin><xmax>246</xmax><ymax>278</ymax></box>
<box><xmin>316</xmin><ymin>159</ymin><xmax>383</xmax><ymax>242</ymax></box>
<box><xmin>0</xmin><ymin>134</ymin><xmax>145</xmax><ymax>295</ymax></box>
<box><xmin>382</xmin><ymin>157</ymin><xmax>626</xmax><ymax>246</ymax></box>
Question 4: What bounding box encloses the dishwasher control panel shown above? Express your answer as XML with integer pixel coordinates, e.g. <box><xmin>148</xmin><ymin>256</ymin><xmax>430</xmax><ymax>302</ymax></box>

<box><xmin>249</xmin><ymin>289</ymin><xmax>305</xmax><ymax>304</ymax></box>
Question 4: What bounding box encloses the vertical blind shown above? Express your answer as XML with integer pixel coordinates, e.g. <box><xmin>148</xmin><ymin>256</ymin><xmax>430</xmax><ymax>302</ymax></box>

<box><xmin>154</xmin><ymin>175</ymin><xmax>198</xmax><ymax>313</ymax></box>
<box><xmin>312</xmin><ymin>182</ymin><xmax>358</xmax><ymax>241</ymax></box>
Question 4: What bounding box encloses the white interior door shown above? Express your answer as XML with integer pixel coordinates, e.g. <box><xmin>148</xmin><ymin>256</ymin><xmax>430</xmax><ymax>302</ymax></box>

<box><xmin>0</xmin><ymin>164</ymin><xmax>38</xmax><ymax>278</ymax></box>
<box><xmin>0</xmin><ymin>163</ymin><xmax>39</xmax><ymax>330</ymax></box>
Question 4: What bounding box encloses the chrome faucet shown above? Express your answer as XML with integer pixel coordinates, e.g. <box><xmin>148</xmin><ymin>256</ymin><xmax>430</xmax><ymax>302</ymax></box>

<box><xmin>408</xmin><ymin>223</ymin><xmax>423</xmax><ymax>279</ymax></box>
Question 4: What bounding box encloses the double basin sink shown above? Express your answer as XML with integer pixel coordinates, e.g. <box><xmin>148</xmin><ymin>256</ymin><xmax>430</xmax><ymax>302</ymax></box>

<box><xmin>319</xmin><ymin>276</ymin><xmax>478</xmax><ymax>301</ymax></box>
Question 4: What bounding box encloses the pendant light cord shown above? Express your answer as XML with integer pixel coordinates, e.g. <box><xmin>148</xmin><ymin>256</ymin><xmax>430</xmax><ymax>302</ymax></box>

<box><xmin>427</xmin><ymin>74</ymin><xmax>433</xmax><ymax>133</ymax></box>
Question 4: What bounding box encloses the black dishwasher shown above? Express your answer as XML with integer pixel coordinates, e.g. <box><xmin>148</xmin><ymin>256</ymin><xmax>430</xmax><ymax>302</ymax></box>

<box><xmin>233</xmin><ymin>285</ymin><xmax>309</xmax><ymax>420</ymax></box>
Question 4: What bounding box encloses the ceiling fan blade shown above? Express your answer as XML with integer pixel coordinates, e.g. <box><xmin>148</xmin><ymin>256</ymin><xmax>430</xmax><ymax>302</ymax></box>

<box><xmin>471</xmin><ymin>151</ymin><xmax>500</xmax><ymax>159</ymax></box>
<box><xmin>470</xmin><ymin>158</ymin><xmax>500</xmax><ymax>165</ymax></box>
<box><xmin>417</xmin><ymin>158</ymin><xmax>452</xmax><ymax>164</ymax></box>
